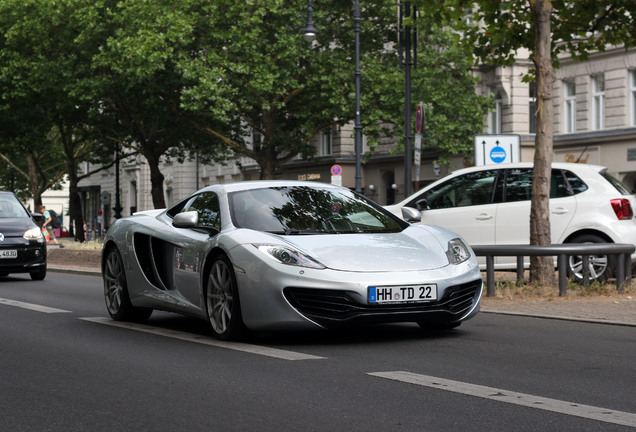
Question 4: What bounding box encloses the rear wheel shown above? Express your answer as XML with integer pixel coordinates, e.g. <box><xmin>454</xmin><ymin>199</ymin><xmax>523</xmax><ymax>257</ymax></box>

<box><xmin>103</xmin><ymin>247</ymin><xmax>152</xmax><ymax>321</ymax></box>
<box><xmin>567</xmin><ymin>234</ymin><xmax>614</xmax><ymax>283</ymax></box>
<box><xmin>206</xmin><ymin>255</ymin><xmax>245</xmax><ymax>340</ymax></box>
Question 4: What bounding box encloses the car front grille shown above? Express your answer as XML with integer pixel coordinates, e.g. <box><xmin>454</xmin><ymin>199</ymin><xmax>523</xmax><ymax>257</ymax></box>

<box><xmin>283</xmin><ymin>279</ymin><xmax>482</xmax><ymax>326</ymax></box>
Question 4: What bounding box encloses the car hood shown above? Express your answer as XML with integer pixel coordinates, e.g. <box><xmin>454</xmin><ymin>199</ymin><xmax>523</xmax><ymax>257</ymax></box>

<box><xmin>280</xmin><ymin>227</ymin><xmax>449</xmax><ymax>272</ymax></box>
<box><xmin>0</xmin><ymin>218</ymin><xmax>35</xmax><ymax>237</ymax></box>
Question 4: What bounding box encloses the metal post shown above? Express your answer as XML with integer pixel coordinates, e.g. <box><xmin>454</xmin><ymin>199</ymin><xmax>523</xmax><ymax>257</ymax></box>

<box><xmin>516</xmin><ymin>256</ymin><xmax>525</xmax><ymax>284</ymax></box>
<box><xmin>558</xmin><ymin>254</ymin><xmax>567</xmax><ymax>296</ymax></box>
<box><xmin>114</xmin><ymin>144</ymin><xmax>122</xmax><ymax>219</ymax></box>
<box><xmin>353</xmin><ymin>0</ymin><xmax>362</xmax><ymax>193</ymax></box>
<box><xmin>486</xmin><ymin>255</ymin><xmax>495</xmax><ymax>297</ymax></box>
<box><xmin>403</xmin><ymin>1</ymin><xmax>413</xmax><ymax>197</ymax></box>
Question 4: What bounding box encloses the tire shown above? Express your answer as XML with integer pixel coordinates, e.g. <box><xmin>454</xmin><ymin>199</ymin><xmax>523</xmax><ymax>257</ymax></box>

<box><xmin>206</xmin><ymin>255</ymin><xmax>245</xmax><ymax>340</ymax></box>
<box><xmin>30</xmin><ymin>266</ymin><xmax>47</xmax><ymax>281</ymax></box>
<box><xmin>567</xmin><ymin>234</ymin><xmax>614</xmax><ymax>283</ymax></box>
<box><xmin>103</xmin><ymin>246</ymin><xmax>152</xmax><ymax>322</ymax></box>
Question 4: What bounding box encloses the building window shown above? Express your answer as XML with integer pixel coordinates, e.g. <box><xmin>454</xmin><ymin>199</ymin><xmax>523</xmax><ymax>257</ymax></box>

<box><xmin>529</xmin><ymin>82</ymin><xmax>537</xmax><ymax>134</ymax></box>
<box><xmin>564</xmin><ymin>80</ymin><xmax>576</xmax><ymax>133</ymax></box>
<box><xmin>592</xmin><ymin>74</ymin><xmax>605</xmax><ymax>130</ymax></box>
<box><xmin>321</xmin><ymin>128</ymin><xmax>332</xmax><ymax>156</ymax></box>
<box><xmin>488</xmin><ymin>89</ymin><xmax>502</xmax><ymax>134</ymax></box>
<box><xmin>631</xmin><ymin>70</ymin><xmax>636</xmax><ymax>127</ymax></box>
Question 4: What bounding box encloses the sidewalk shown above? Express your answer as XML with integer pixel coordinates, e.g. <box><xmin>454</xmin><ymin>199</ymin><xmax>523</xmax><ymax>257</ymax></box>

<box><xmin>44</xmin><ymin>243</ymin><xmax>636</xmax><ymax>327</ymax></box>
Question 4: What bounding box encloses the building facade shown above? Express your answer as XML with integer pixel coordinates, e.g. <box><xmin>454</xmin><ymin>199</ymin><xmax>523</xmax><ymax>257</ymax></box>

<box><xmin>78</xmin><ymin>46</ymin><xmax>636</xmax><ymax>234</ymax></box>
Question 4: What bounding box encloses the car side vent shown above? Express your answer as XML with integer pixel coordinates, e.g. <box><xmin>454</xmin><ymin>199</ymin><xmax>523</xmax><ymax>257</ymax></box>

<box><xmin>133</xmin><ymin>233</ymin><xmax>163</xmax><ymax>288</ymax></box>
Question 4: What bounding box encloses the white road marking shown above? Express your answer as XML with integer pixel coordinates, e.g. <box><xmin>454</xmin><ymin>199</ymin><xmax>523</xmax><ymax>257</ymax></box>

<box><xmin>81</xmin><ymin>317</ymin><xmax>325</xmax><ymax>361</ymax></box>
<box><xmin>368</xmin><ymin>371</ymin><xmax>636</xmax><ymax>428</ymax></box>
<box><xmin>0</xmin><ymin>298</ymin><xmax>71</xmax><ymax>313</ymax></box>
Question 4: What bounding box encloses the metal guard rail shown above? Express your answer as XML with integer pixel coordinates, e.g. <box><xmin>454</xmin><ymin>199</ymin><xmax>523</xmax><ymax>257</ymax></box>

<box><xmin>471</xmin><ymin>243</ymin><xmax>635</xmax><ymax>297</ymax></box>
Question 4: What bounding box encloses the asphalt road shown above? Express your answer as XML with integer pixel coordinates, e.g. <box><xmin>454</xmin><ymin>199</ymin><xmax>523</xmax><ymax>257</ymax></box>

<box><xmin>1</xmin><ymin>272</ymin><xmax>635</xmax><ymax>432</ymax></box>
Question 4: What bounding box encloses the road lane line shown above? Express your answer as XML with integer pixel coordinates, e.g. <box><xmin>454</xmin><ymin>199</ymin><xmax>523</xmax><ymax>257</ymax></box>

<box><xmin>368</xmin><ymin>371</ymin><xmax>636</xmax><ymax>428</ymax></box>
<box><xmin>0</xmin><ymin>298</ymin><xmax>71</xmax><ymax>313</ymax></box>
<box><xmin>81</xmin><ymin>317</ymin><xmax>325</xmax><ymax>361</ymax></box>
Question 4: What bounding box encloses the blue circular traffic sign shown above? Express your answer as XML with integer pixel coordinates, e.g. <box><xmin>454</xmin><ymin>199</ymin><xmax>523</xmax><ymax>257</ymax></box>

<box><xmin>490</xmin><ymin>146</ymin><xmax>507</xmax><ymax>163</ymax></box>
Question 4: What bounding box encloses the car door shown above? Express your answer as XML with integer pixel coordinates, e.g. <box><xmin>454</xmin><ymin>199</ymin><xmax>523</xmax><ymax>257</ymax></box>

<box><xmin>495</xmin><ymin>168</ymin><xmax>576</xmax><ymax>266</ymax></box>
<box><xmin>416</xmin><ymin>169</ymin><xmax>500</xmax><ymax>248</ymax></box>
<box><xmin>169</xmin><ymin>192</ymin><xmax>222</xmax><ymax>311</ymax></box>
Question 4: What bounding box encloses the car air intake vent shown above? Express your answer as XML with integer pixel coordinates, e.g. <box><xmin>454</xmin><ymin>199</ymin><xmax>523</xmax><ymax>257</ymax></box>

<box><xmin>284</xmin><ymin>279</ymin><xmax>482</xmax><ymax>326</ymax></box>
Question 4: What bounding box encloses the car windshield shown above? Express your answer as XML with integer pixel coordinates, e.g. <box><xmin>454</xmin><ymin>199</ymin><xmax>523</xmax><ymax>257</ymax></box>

<box><xmin>0</xmin><ymin>195</ymin><xmax>29</xmax><ymax>218</ymax></box>
<box><xmin>229</xmin><ymin>186</ymin><xmax>404</xmax><ymax>234</ymax></box>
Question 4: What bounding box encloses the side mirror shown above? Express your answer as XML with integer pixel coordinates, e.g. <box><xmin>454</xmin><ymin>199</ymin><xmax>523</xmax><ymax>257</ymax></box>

<box><xmin>173</xmin><ymin>211</ymin><xmax>198</xmax><ymax>228</ymax></box>
<box><xmin>415</xmin><ymin>198</ymin><xmax>428</xmax><ymax>211</ymax></box>
<box><xmin>401</xmin><ymin>207</ymin><xmax>421</xmax><ymax>223</ymax></box>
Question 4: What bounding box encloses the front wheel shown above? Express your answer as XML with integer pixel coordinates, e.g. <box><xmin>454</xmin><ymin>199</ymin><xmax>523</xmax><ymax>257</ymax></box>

<box><xmin>103</xmin><ymin>247</ymin><xmax>152</xmax><ymax>322</ymax></box>
<box><xmin>30</xmin><ymin>266</ymin><xmax>46</xmax><ymax>281</ymax></box>
<box><xmin>206</xmin><ymin>255</ymin><xmax>245</xmax><ymax>340</ymax></box>
<box><xmin>567</xmin><ymin>234</ymin><xmax>614</xmax><ymax>283</ymax></box>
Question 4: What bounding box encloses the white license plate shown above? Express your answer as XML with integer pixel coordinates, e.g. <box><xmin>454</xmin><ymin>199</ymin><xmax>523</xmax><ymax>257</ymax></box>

<box><xmin>0</xmin><ymin>250</ymin><xmax>17</xmax><ymax>259</ymax></box>
<box><xmin>368</xmin><ymin>284</ymin><xmax>437</xmax><ymax>304</ymax></box>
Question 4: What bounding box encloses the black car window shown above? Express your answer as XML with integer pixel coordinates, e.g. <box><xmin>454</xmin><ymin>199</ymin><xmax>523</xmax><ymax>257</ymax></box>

<box><xmin>503</xmin><ymin>168</ymin><xmax>575</xmax><ymax>203</ymax></box>
<box><xmin>414</xmin><ymin>170</ymin><xmax>498</xmax><ymax>210</ymax></box>
<box><xmin>563</xmin><ymin>170</ymin><xmax>588</xmax><ymax>195</ymax></box>
<box><xmin>184</xmin><ymin>192</ymin><xmax>221</xmax><ymax>230</ymax></box>
<box><xmin>551</xmin><ymin>170</ymin><xmax>570</xmax><ymax>198</ymax></box>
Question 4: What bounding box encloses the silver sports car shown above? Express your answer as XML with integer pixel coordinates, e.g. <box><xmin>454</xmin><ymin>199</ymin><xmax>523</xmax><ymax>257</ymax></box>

<box><xmin>102</xmin><ymin>181</ymin><xmax>482</xmax><ymax>340</ymax></box>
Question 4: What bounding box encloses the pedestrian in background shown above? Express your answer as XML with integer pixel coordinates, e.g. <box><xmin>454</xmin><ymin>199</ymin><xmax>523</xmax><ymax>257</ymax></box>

<box><xmin>38</xmin><ymin>205</ymin><xmax>62</xmax><ymax>247</ymax></box>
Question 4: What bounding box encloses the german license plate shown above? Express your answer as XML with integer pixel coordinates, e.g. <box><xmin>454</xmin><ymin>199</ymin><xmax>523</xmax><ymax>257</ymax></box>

<box><xmin>0</xmin><ymin>250</ymin><xmax>17</xmax><ymax>259</ymax></box>
<box><xmin>368</xmin><ymin>284</ymin><xmax>437</xmax><ymax>304</ymax></box>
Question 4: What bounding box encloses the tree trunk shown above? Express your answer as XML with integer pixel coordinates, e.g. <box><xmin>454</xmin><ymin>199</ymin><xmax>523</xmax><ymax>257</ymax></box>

<box><xmin>146</xmin><ymin>151</ymin><xmax>166</xmax><ymax>209</ymax></box>
<box><xmin>529</xmin><ymin>0</ymin><xmax>556</xmax><ymax>286</ymax></box>
<box><xmin>26</xmin><ymin>154</ymin><xmax>43</xmax><ymax>209</ymax></box>
<box><xmin>258</xmin><ymin>151</ymin><xmax>277</xmax><ymax>180</ymax></box>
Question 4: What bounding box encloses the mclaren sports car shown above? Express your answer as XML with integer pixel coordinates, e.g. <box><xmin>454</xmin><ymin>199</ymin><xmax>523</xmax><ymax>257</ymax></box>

<box><xmin>102</xmin><ymin>181</ymin><xmax>482</xmax><ymax>340</ymax></box>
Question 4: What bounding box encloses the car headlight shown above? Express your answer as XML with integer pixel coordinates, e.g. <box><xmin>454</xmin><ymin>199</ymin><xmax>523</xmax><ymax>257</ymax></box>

<box><xmin>24</xmin><ymin>227</ymin><xmax>44</xmax><ymax>240</ymax></box>
<box><xmin>446</xmin><ymin>238</ymin><xmax>471</xmax><ymax>264</ymax></box>
<box><xmin>254</xmin><ymin>244</ymin><xmax>325</xmax><ymax>269</ymax></box>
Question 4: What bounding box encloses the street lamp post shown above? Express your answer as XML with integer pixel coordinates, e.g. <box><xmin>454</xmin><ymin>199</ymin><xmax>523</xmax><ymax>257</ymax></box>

<box><xmin>113</xmin><ymin>143</ymin><xmax>122</xmax><ymax>219</ymax></box>
<box><xmin>303</xmin><ymin>0</ymin><xmax>363</xmax><ymax>193</ymax></box>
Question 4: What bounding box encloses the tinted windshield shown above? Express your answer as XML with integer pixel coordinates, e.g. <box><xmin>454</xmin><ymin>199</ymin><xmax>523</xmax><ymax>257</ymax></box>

<box><xmin>229</xmin><ymin>186</ymin><xmax>404</xmax><ymax>234</ymax></box>
<box><xmin>0</xmin><ymin>194</ymin><xmax>29</xmax><ymax>218</ymax></box>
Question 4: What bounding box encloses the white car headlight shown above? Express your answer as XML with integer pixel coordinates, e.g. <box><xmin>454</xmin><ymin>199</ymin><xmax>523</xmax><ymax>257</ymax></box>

<box><xmin>254</xmin><ymin>244</ymin><xmax>325</xmax><ymax>269</ymax></box>
<box><xmin>446</xmin><ymin>238</ymin><xmax>471</xmax><ymax>264</ymax></box>
<box><xmin>24</xmin><ymin>227</ymin><xmax>44</xmax><ymax>240</ymax></box>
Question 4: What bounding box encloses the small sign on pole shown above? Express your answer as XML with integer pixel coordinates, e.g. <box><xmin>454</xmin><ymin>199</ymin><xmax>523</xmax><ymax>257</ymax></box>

<box><xmin>331</xmin><ymin>164</ymin><xmax>342</xmax><ymax>186</ymax></box>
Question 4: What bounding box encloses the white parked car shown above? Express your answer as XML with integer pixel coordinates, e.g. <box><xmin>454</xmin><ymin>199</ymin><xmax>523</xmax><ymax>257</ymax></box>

<box><xmin>385</xmin><ymin>162</ymin><xmax>636</xmax><ymax>282</ymax></box>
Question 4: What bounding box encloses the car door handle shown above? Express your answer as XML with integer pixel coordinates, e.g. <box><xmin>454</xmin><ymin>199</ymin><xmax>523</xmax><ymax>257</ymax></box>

<box><xmin>551</xmin><ymin>207</ymin><xmax>569</xmax><ymax>215</ymax></box>
<box><xmin>475</xmin><ymin>213</ymin><xmax>493</xmax><ymax>221</ymax></box>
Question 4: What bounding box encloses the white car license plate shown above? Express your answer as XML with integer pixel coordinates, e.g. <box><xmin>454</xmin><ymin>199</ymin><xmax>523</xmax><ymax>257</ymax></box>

<box><xmin>368</xmin><ymin>284</ymin><xmax>437</xmax><ymax>304</ymax></box>
<box><xmin>0</xmin><ymin>250</ymin><xmax>17</xmax><ymax>259</ymax></box>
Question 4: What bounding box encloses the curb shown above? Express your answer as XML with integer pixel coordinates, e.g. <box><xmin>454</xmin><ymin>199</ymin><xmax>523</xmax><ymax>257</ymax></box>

<box><xmin>481</xmin><ymin>309</ymin><xmax>636</xmax><ymax>327</ymax></box>
<box><xmin>48</xmin><ymin>266</ymin><xmax>101</xmax><ymax>277</ymax></box>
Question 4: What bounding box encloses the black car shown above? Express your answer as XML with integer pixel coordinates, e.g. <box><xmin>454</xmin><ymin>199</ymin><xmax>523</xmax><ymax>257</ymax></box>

<box><xmin>0</xmin><ymin>191</ymin><xmax>47</xmax><ymax>280</ymax></box>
